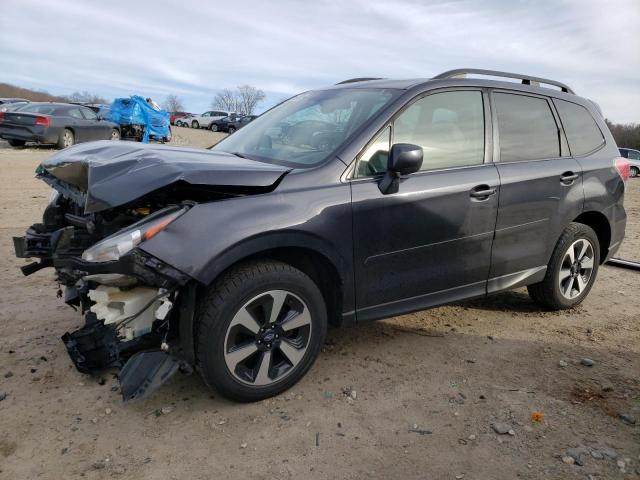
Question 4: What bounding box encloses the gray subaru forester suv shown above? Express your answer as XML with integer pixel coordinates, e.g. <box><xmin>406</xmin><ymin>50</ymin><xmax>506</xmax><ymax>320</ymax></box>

<box><xmin>14</xmin><ymin>69</ymin><xmax>629</xmax><ymax>402</ymax></box>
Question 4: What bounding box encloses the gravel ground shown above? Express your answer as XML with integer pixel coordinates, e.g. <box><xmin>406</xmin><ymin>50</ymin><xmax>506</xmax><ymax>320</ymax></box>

<box><xmin>0</xmin><ymin>128</ymin><xmax>638</xmax><ymax>479</ymax></box>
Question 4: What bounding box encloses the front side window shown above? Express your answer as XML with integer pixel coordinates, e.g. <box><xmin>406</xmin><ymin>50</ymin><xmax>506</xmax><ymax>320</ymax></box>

<box><xmin>554</xmin><ymin>99</ymin><xmax>604</xmax><ymax>156</ymax></box>
<box><xmin>629</xmin><ymin>150</ymin><xmax>640</xmax><ymax>160</ymax></box>
<box><xmin>67</xmin><ymin>108</ymin><xmax>83</xmax><ymax>119</ymax></box>
<box><xmin>393</xmin><ymin>90</ymin><xmax>485</xmax><ymax>171</ymax></box>
<box><xmin>213</xmin><ymin>88</ymin><xmax>400</xmax><ymax>167</ymax></box>
<box><xmin>494</xmin><ymin>93</ymin><xmax>559</xmax><ymax>162</ymax></box>
<box><xmin>356</xmin><ymin>126</ymin><xmax>391</xmax><ymax>176</ymax></box>
<box><xmin>81</xmin><ymin>108</ymin><xmax>97</xmax><ymax>120</ymax></box>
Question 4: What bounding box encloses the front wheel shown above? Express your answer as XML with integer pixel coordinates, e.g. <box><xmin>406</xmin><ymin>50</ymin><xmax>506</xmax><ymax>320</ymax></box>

<box><xmin>210</xmin><ymin>123</ymin><xmax>218</xmax><ymax>132</ymax></box>
<box><xmin>191</xmin><ymin>120</ymin><xmax>199</xmax><ymax>129</ymax></box>
<box><xmin>110</xmin><ymin>129</ymin><xmax>120</xmax><ymax>141</ymax></box>
<box><xmin>196</xmin><ymin>260</ymin><xmax>327</xmax><ymax>402</ymax></box>
<box><xmin>228</xmin><ymin>126</ymin><xmax>236</xmax><ymax>134</ymax></box>
<box><xmin>528</xmin><ymin>223</ymin><xmax>600</xmax><ymax>310</ymax></box>
<box><xmin>631</xmin><ymin>166</ymin><xmax>639</xmax><ymax>178</ymax></box>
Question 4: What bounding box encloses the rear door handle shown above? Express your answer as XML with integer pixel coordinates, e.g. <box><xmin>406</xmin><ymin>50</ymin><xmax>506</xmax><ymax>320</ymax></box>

<box><xmin>470</xmin><ymin>185</ymin><xmax>497</xmax><ymax>199</ymax></box>
<box><xmin>560</xmin><ymin>172</ymin><xmax>579</xmax><ymax>184</ymax></box>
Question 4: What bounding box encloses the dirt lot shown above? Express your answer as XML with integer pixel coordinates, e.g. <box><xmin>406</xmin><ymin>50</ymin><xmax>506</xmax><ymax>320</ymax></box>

<box><xmin>0</xmin><ymin>128</ymin><xmax>638</xmax><ymax>480</ymax></box>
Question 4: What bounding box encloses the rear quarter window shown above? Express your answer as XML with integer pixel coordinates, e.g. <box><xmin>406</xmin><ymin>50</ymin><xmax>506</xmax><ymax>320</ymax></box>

<box><xmin>554</xmin><ymin>99</ymin><xmax>604</xmax><ymax>156</ymax></box>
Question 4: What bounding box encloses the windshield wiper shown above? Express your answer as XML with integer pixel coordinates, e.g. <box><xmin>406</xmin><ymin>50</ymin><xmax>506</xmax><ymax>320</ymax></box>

<box><xmin>230</xmin><ymin>152</ymin><xmax>248</xmax><ymax>159</ymax></box>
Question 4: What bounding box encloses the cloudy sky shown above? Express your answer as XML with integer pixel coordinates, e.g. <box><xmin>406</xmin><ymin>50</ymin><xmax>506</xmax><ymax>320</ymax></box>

<box><xmin>1</xmin><ymin>0</ymin><xmax>639</xmax><ymax>122</ymax></box>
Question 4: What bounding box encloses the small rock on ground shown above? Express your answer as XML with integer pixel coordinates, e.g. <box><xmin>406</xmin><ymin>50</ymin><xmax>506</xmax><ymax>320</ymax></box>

<box><xmin>491</xmin><ymin>422</ymin><xmax>511</xmax><ymax>435</ymax></box>
<box><xmin>619</xmin><ymin>413</ymin><xmax>636</xmax><ymax>425</ymax></box>
<box><xmin>580</xmin><ymin>358</ymin><xmax>595</xmax><ymax>367</ymax></box>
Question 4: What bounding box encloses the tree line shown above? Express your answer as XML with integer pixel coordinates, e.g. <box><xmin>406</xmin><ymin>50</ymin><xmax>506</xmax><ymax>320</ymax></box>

<box><xmin>605</xmin><ymin>120</ymin><xmax>640</xmax><ymax>151</ymax></box>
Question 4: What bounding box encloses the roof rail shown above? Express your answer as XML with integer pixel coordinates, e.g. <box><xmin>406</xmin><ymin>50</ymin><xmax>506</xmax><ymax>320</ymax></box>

<box><xmin>336</xmin><ymin>77</ymin><xmax>384</xmax><ymax>85</ymax></box>
<box><xmin>433</xmin><ymin>68</ymin><xmax>575</xmax><ymax>94</ymax></box>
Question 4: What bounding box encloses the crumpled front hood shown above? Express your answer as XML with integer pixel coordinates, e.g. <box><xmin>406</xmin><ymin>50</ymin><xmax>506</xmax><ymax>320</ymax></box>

<box><xmin>39</xmin><ymin>140</ymin><xmax>290</xmax><ymax>213</ymax></box>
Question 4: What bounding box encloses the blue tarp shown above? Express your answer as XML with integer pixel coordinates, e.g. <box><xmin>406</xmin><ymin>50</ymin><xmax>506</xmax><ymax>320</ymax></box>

<box><xmin>104</xmin><ymin>96</ymin><xmax>170</xmax><ymax>143</ymax></box>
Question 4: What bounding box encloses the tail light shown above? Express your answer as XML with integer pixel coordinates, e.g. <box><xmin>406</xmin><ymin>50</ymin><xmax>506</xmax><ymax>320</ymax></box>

<box><xmin>0</xmin><ymin>112</ymin><xmax>4</xmax><ymax>123</ymax></box>
<box><xmin>615</xmin><ymin>157</ymin><xmax>630</xmax><ymax>183</ymax></box>
<box><xmin>35</xmin><ymin>116</ymin><xmax>50</xmax><ymax>127</ymax></box>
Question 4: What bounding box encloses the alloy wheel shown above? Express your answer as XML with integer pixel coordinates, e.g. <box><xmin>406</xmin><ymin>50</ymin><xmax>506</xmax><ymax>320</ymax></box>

<box><xmin>223</xmin><ymin>290</ymin><xmax>312</xmax><ymax>386</ymax></box>
<box><xmin>63</xmin><ymin>131</ymin><xmax>73</xmax><ymax>148</ymax></box>
<box><xmin>111</xmin><ymin>130</ymin><xmax>120</xmax><ymax>140</ymax></box>
<box><xmin>558</xmin><ymin>238</ymin><xmax>595</xmax><ymax>300</ymax></box>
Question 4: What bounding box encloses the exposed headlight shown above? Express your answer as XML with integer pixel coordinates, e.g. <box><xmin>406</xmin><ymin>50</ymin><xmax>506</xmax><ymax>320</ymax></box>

<box><xmin>82</xmin><ymin>208</ymin><xmax>186</xmax><ymax>263</ymax></box>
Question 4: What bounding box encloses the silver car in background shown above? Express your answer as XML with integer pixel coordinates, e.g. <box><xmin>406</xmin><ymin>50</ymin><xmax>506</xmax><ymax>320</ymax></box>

<box><xmin>619</xmin><ymin>148</ymin><xmax>640</xmax><ymax>177</ymax></box>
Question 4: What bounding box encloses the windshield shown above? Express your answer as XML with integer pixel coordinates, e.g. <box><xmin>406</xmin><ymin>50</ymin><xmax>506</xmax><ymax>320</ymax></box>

<box><xmin>212</xmin><ymin>88</ymin><xmax>400</xmax><ymax>167</ymax></box>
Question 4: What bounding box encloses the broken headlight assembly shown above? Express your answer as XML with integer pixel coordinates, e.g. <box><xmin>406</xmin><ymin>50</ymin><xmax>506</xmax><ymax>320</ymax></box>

<box><xmin>82</xmin><ymin>207</ymin><xmax>186</xmax><ymax>263</ymax></box>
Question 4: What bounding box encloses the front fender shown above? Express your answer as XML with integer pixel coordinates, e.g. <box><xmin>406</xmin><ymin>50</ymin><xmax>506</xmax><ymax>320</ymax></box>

<box><xmin>139</xmin><ymin>179</ymin><xmax>354</xmax><ymax>312</ymax></box>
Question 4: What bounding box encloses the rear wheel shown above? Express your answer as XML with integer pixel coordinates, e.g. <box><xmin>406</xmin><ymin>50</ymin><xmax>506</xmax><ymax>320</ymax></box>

<box><xmin>228</xmin><ymin>126</ymin><xmax>236</xmax><ymax>134</ymax></box>
<box><xmin>110</xmin><ymin>129</ymin><xmax>120</xmax><ymax>141</ymax></box>
<box><xmin>631</xmin><ymin>166</ymin><xmax>639</xmax><ymax>178</ymax></box>
<box><xmin>57</xmin><ymin>129</ymin><xmax>74</xmax><ymax>149</ymax></box>
<box><xmin>196</xmin><ymin>260</ymin><xmax>327</xmax><ymax>402</ymax></box>
<box><xmin>210</xmin><ymin>123</ymin><xmax>218</xmax><ymax>132</ymax></box>
<box><xmin>191</xmin><ymin>120</ymin><xmax>199</xmax><ymax>129</ymax></box>
<box><xmin>7</xmin><ymin>139</ymin><xmax>25</xmax><ymax>147</ymax></box>
<box><xmin>528</xmin><ymin>223</ymin><xmax>600</xmax><ymax>310</ymax></box>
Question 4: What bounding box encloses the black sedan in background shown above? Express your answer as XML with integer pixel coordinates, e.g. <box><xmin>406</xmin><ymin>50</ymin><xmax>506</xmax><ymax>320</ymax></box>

<box><xmin>0</xmin><ymin>102</ymin><xmax>121</xmax><ymax>149</ymax></box>
<box><xmin>209</xmin><ymin>115</ymin><xmax>257</xmax><ymax>133</ymax></box>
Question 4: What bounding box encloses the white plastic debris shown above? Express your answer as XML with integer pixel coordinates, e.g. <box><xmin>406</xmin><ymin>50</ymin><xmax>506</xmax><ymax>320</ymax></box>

<box><xmin>88</xmin><ymin>286</ymin><xmax>164</xmax><ymax>340</ymax></box>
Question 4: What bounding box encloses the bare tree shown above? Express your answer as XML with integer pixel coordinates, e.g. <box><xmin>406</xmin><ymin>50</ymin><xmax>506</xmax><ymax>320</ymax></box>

<box><xmin>237</xmin><ymin>84</ymin><xmax>265</xmax><ymax>115</ymax></box>
<box><xmin>163</xmin><ymin>94</ymin><xmax>185</xmax><ymax>112</ymax></box>
<box><xmin>212</xmin><ymin>89</ymin><xmax>239</xmax><ymax>112</ymax></box>
<box><xmin>212</xmin><ymin>85</ymin><xmax>266</xmax><ymax>115</ymax></box>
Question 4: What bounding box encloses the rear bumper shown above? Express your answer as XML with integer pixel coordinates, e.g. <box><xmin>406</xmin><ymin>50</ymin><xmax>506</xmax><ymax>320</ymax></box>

<box><xmin>0</xmin><ymin>125</ymin><xmax>60</xmax><ymax>144</ymax></box>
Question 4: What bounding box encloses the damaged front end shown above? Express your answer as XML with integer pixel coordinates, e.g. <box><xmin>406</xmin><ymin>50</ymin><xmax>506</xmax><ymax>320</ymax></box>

<box><xmin>14</xmin><ymin>141</ymin><xmax>289</xmax><ymax>400</ymax></box>
<box><xmin>14</xmin><ymin>142</ymin><xmax>289</xmax><ymax>401</ymax></box>
<box><xmin>15</xmin><ymin>196</ymin><xmax>195</xmax><ymax>400</ymax></box>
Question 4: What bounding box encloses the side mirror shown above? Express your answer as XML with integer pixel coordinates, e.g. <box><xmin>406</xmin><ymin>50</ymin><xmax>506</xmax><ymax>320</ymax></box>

<box><xmin>378</xmin><ymin>143</ymin><xmax>423</xmax><ymax>194</ymax></box>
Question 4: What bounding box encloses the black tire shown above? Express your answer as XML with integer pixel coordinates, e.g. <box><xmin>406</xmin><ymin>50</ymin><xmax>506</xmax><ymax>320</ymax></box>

<box><xmin>196</xmin><ymin>260</ymin><xmax>327</xmax><ymax>402</ymax></box>
<box><xmin>57</xmin><ymin>129</ymin><xmax>74</xmax><ymax>149</ymax></box>
<box><xmin>110</xmin><ymin>129</ymin><xmax>120</xmax><ymax>141</ymax></box>
<box><xmin>210</xmin><ymin>123</ymin><xmax>218</xmax><ymax>132</ymax></box>
<box><xmin>528</xmin><ymin>222</ymin><xmax>600</xmax><ymax>310</ymax></box>
<box><xmin>191</xmin><ymin>120</ymin><xmax>199</xmax><ymax>129</ymax></box>
<box><xmin>228</xmin><ymin>126</ymin><xmax>236</xmax><ymax>134</ymax></box>
<box><xmin>7</xmin><ymin>139</ymin><xmax>25</xmax><ymax>147</ymax></box>
<box><xmin>631</xmin><ymin>166</ymin><xmax>639</xmax><ymax>178</ymax></box>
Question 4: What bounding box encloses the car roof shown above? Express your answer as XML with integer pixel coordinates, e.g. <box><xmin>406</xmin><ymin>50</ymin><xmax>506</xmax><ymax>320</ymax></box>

<box><xmin>20</xmin><ymin>102</ymin><xmax>78</xmax><ymax>107</ymax></box>
<box><xmin>329</xmin><ymin>69</ymin><xmax>585</xmax><ymax>103</ymax></box>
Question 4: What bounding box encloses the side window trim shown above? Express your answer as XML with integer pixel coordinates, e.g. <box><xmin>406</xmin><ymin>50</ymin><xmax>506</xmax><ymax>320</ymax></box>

<box><xmin>350</xmin><ymin>87</ymin><xmax>489</xmax><ymax>180</ymax></box>
<box><xmin>490</xmin><ymin>89</ymin><xmax>563</xmax><ymax>164</ymax></box>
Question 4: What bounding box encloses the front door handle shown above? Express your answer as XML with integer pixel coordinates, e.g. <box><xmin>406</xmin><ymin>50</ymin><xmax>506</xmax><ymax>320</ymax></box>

<box><xmin>560</xmin><ymin>172</ymin><xmax>579</xmax><ymax>184</ymax></box>
<box><xmin>470</xmin><ymin>185</ymin><xmax>497</xmax><ymax>200</ymax></box>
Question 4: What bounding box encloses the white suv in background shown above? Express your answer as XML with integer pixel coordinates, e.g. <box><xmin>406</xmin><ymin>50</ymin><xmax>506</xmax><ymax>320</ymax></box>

<box><xmin>180</xmin><ymin>110</ymin><xmax>229</xmax><ymax>129</ymax></box>
<box><xmin>619</xmin><ymin>148</ymin><xmax>640</xmax><ymax>177</ymax></box>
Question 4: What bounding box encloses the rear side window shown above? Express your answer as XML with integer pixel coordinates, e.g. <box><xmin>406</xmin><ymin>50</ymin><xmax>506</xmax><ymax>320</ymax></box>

<box><xmin>494</xmin><ymin>93</ymin><xmax>559</xmax><ymax>162</ymax></box>
<box><xmin>554</xmin><ymin>99</ymin><xmax>604</xmax><ymax>156</ymax></box>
